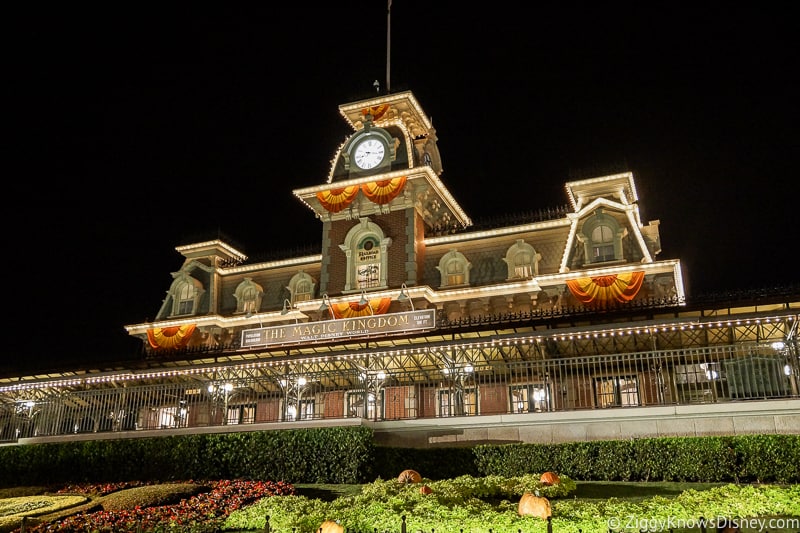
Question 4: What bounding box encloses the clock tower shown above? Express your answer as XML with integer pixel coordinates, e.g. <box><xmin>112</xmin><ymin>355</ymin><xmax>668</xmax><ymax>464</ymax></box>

<box><xmin>293</xmin><ymin>91</ymin><xmax>470</xmax><ymax>300</ymax></box>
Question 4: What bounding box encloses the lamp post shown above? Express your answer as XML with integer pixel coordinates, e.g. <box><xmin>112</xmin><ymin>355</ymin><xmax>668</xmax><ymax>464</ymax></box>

<box><xmin>773</xmin><ymin>340</ymin><xmax>799</xmax><ymax>396</ymax></box>
<box><xmin>441</xmin><ymin>362</ymin><xmax>474</xmax><ymax>416</ymax></box>
<box><xmin>279</xmin><ymin>376</ymin><xmax>309</xmax><ymax>421</ymax></box>
<box><xmin>14</xmin><ymin>400</ymin><xmax>38</xmax><ymax>439</ymax></box>
<box><xmin>207</xmin><ymin>382</ymin><xmax>234</xmax><ymax>425</ymax></box>
<box><xmin>360</xmin><ymin>369</ymin><xmax>387</xmax><ymax>421</ymax></box>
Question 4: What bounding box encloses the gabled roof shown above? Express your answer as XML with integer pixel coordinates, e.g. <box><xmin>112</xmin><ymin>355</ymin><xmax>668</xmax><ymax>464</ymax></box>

<box><xmin>560</xmin><ymin>172</ymin><xmax>655</xmax><ymax>272</ymax></box>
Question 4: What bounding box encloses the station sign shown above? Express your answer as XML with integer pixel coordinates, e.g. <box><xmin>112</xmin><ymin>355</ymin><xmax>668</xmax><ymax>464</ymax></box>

<box><xmin>241</xmin><ymin>309</ymin><xmax>436</xmax><ymax>349</ymax></box>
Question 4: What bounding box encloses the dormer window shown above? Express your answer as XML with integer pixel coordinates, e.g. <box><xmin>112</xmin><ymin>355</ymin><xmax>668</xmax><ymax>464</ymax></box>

<box><xmin>177</xmin><ymin>283</ymin><xmax>194</xmax><ymax>315</ymax></box>
<box><xmin>580</xmin><ymin>209</ymin><xmax>624</xmax><ymax>265</ymax></box>
<box><xmin>503</xmin><ymin>239</ymin><xmax>541</xmax><ymax>280</ymax></box>
<box><xmin>295</xmin><ymin>279</ymin><xmax>312</xmax><ymax>301</ymax></box>
<box><xmin>446</xmin><ymin>261</ymin><xmax>465</xmax><ymax>285</ymax></box>
<box><xmin>287</xmin><ymin>271</ymin><xmax>316</xmax><ymax>304</ymax></box>
<box><xmin>437</xmin><ymin>250</ymin><xmax>471</xmax><ymax>288</ymax></box>
<box><xmin>168</xmin><ymin>272</ymin><xmax>204</xmax><ymax>317</ymax></box>
<box><xmin>241</xmin><ymin>291</ymin><xmax>258</xmax><ymax>314</ymax></box>
<box><xmin>234</xmin><ymin>278</ymin><xmax>263</xmax><ymax>315</ymax></box>
<box><xmin>591</xmin><ymin>225</ymin><xmax>615</xmax><ymax>262</ymax></box>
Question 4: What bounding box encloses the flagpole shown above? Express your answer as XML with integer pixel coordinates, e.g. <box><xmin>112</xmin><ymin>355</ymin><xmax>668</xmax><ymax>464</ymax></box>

<box><xmin>386</xmin><ymin>0</ymin><xmax>392</xmax><ymax>94</ymax></box>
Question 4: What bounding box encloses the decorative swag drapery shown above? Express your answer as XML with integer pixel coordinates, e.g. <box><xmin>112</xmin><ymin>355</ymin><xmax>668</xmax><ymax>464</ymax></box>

<box><xmin>147</xmin><ymin>324</ymin><xmax>196</xmax><ymax>350</ymax></box>
<box><xmin>361</xmin><ymin>104</ymin><xmax>390</xmax><ymax>121</ymax></box>
<box><xmin>331</xmin><ymin>297</ymin><xmax>392</xmax><ymax>319</ymax></box>
<box><xmin>566</xmin><ymin>271</ymin><xmax>645</xmax><ymax>306</ymax></box>
<box><xmin>316</xmin><ymin>177</ymin><xmax>407</xmax><ymax>213</ymax></box>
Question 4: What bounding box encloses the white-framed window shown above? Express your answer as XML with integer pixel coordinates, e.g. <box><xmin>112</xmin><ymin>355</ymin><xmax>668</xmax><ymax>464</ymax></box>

<box><xmin>168</xmin><ymin>272</ymin><xmax>204</xmax><ymax>317</ymax></box>
<box><xmin>591</xmin><ymin>225</ymin><xmax>615</xmax><ymax>262</ymax></box>
<box><xmin>339</xmin><ymin>218</ymin><xmax>391</xmax><ymax>292</ymax></box>
<box><xmin>503</xmin><ymin>239</ymin><xmax>541</xmax><ymax>280</ymax></box>
<box><xmin>580</xmin><ymin>208</ymin><xmax>623</xmax><ymax>264</ymax></box>
<box><xmin>355</xmin><ymin>236</ymin><xmax>381</xmax><ymax>289</ymax></box>
<box><xmin>233</xmin><ymin>277</ymin><xmax>263</xmax><ymax>315</ymax></box>
<box><xmin>287</xmin><ymin>271</ymin><xmax>316</xmax><ymax>304</ymax></box>
<box><xmin>177</xmin><ymin>284</ymin><xmax>194</xmax><ymax>315</ymax></box>
<box><xmin>436</xmin><ymin>250</ymin><xmax>471</xmax><ymax>288</ymax></box>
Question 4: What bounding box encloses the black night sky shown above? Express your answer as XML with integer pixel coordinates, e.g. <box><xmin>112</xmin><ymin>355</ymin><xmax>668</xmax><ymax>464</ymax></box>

<box><xmin>6</xmin><ymin>4</ymin><xmax>797</xmax><ymax>374</ymax></box>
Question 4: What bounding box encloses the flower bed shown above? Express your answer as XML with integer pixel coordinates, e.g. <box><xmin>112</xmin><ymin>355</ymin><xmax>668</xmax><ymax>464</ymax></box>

<box><xmin>15</xmin><ymin>479</ymin><xmax>295</xmax><ymax>533</ymax></box>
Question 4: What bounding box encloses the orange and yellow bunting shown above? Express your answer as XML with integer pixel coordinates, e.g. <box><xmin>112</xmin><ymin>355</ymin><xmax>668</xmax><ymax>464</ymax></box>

<box><xmin>361</xmin><ymin>176</ymin><xmax>406</xmax><ymax>205</ymax></box>
<box><xmin>566</xmin><ymin>271</ymin><xmax>645</xmax><ymax>305</ymax></box>
<box><xmin>317</xmin><ymin>177</ymin><xmax>407</xmax><ymax>213</ymax></box>
<box><xmin>316</xmin><ymin>185</ymin><xmax>359</xmax><ymax>213</ymax></box>
<box><xmin>361</xmin><ymin>104</ymin><xmax>390</xmax><ymax>121</ymax></box>
<box><xmin>331</xmin><ymin>297</ymin><xmax>392</xmax><ymax>318</ymax></box>
<box><xmin>146</xmin><ymin>324</ymin><xmax>197</xmax><ymax>350</ymax></box>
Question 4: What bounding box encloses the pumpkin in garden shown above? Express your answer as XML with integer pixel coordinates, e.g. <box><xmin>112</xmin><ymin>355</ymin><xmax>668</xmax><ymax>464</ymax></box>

<box><xmin>397</xmin><ymin>469</ymin><xmax>422</xmax><ymax>483</ymax></box>
<box><xmin>318</xmin><ymin>520</ymin><xmax>344</xmax><ymax>533</ymax></box>
<box><xmin>539</xmin><ymin>471</ymin><xmax>560</xmax><ymax>486</ymax></box>
<box><xmin>419</xmin><ymin>485</ymin><xmax>433</xmax><ymax>495</ymax></box>
<box><xmin>518</xmin><ymin>492</ymin><xmax>552</xmax><ymax>519</ymax></box>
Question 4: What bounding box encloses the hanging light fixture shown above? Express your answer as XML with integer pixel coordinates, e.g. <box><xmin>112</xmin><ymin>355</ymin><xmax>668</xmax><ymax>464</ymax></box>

<box><xmin>359</xmin><ymin>290</ymin><xmax>374</xmax><ymax>314</ymax></box>
<box><xmin>397</xmin><ymin>283</ymin><xmax>415</xmax><ymax>311</ymax></box>
<box><xmin>318</xmin><ymin>293</ymin><xmax>334</xmax><ymax>318</ymax></box>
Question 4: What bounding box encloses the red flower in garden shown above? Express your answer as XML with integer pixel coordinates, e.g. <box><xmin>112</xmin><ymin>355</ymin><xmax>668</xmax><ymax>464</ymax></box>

<box><xmin>17</xmin><ymin>479</ymin><xmax>296</xmax><ymax>533</ymax></box>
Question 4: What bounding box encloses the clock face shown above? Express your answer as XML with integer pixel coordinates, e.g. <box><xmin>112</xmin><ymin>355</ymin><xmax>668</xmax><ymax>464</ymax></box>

<box><xmin>353</xmin><ymin>138</ymin><xmax>386</xmax><ymax>170</ymax></box>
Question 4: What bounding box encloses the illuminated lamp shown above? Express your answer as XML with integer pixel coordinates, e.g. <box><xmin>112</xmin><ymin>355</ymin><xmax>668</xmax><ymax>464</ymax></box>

<box><xmin>397</xmin><ymin>283</ymin><xmax>415</xmax><ymax>311</ymax></box>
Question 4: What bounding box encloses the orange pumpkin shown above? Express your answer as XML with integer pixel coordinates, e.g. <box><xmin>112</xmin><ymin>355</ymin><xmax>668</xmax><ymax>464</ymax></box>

<box><xmin>540</xmin><ymin>471</ymin><xmax>560</xmax><ymax>486</ymax></box>
<box><xmin>318</xmin><ymin>520</ymin><xmax>344</xmax><ymax>533</ymax></box>
<box><xmin>397</xmin><ymin>469</ymin><xmax>422</xmax><ymax>483</ymax></box>
<box><xmin>518</xmin><ymin>492</ymin><xmax>552</xmax><ymax>519</ymax></box>
<box><xmin>419</xmin><ymin>485</ymin><xmax>433</xmax><ymax>495</ymax></box>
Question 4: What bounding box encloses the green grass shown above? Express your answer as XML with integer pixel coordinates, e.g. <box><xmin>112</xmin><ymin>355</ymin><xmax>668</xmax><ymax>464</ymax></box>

<box><xmin>572</xmin><ymin>482</ymin><xmax>799</xmax><ymax>533</ymax></box>
<box><xmin>573</xmin><ymin>481</ymin><xmax>727</xmax><ymax>500</ymax></box>
<box><xmin>293</xmin><ymin>483</ymin><xmax>364</xmax><ymax>501</ymax></box>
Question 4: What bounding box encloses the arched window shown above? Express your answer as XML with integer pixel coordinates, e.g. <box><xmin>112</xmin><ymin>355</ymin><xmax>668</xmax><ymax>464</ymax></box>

<box><xmin>168</xmin><ymin>272</ymin><xmax>204</xmax><ymax>317</ymax></box>
<box><xmin>356</xmin><ymin>235</ymin><xmax>381</xmax><ymax>288</ymax></box>
<box><xmin>339</xmin><ymin>218</ymin><xmax>392</xmax><ymax>292</ymax></box>
<box><xmin>287</xmin><ymin>271</ymin><xmax>316</xmax><ymax>304</ymax></box>
<box><xmin>233</xmin><ymin>278</ymin><xmax>264</xmax><ymax>315</ymax></box>
<box><xmin>503</xmin><ymin>239</ymin><xmax>541</xmax><ymax>280</ymax></box>
<box><xmin>436</xmin><ymin>250</ymin><xmax>471</xmax><ymax>288</ymax></box>
<box><xmin>580</xmin><ymin>209</ymin><xmax>624</xmax><ymax>264</ymax></box>
<box><xmin>591</xmin><ymin>224</ymin><xmax>615</xmax><ymax>262</ymax></box>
